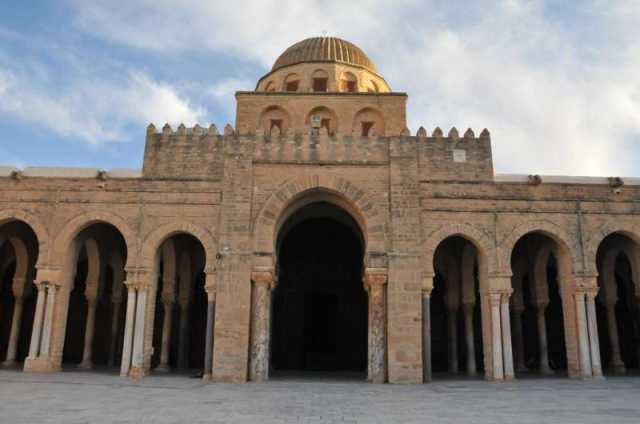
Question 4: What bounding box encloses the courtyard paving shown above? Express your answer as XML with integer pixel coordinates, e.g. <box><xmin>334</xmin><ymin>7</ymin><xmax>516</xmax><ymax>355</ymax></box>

<box><xmin>0</xmin><ymin>369</ymin><xmax>639</xmax><ymax>423</ymax></box>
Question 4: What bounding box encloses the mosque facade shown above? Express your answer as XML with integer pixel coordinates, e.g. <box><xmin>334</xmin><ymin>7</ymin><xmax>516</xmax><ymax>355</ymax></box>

<box><xmin>1</xmin><ymin>37</ymin><xmax>639</xmax><ymax>384</ymax></box>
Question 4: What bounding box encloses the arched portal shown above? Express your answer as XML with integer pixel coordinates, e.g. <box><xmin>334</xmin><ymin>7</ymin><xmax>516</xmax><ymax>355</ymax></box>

<box><xmin>61</xmin><ymin>223</ymin><xmax>127</xmax><ymax>371</ymax></box>
<box><xmin>510</xmin><ymin>231</ymin><xmax>571</xmax><ymax>377</ymax></box>
<box><xmin>595</xmin><ymin>232</ymin><xmax>640</xmax><ymax>375</ymax></box>
<box><xmin>271</xmin><ymin>201</ymin><xmax>368</xmax><ymax>378</ymax></box>
<box><xmin>150</xmin><ymin>233</ymin><xmax>207</xmax><ymax>374</ymax></box>
<box><xmin>431</xmin><ymin>236</ymin><xmax>485</xmax><ymax>379</ymax></box>
<box><xmin>0</xmin><ymin>220</ymin><xmax>39</xmax><ymax>367</ymax></box>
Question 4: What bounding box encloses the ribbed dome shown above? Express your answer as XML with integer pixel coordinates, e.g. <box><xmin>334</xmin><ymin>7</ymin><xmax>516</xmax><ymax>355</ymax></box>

<box><xmin>272</xmin><ymin>37</ymin><xmax>377</xmax><ymax>73</ymax></box>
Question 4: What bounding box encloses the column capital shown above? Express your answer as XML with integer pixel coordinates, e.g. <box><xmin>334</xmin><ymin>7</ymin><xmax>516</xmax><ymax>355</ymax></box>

<box><xmin>573</xmin><ymin>275</ymin><xmax>598</xmax><ymax>291</ymax></box>
<box><xmin>124</xmin><ymin>269</ymin><xmax>153</xmax><ymax>291</ymax></box>
<box><xmin>363</xmin><ymin>268</ymin><xmax>387</xmax><ymax>288</ymax></box>
<box><xmin>422</xmin><ymin>272</ymin><xmax>434</xmax><ymax>294</ymax></box>
<box><xmin>251</xmin><ymin>269</ymin><xmax>275</xmax><ymax>288</ymax></box>
<box><xmin>585</xmin><ymin>288</ymin><xmax>599</xmax><ymax>301</ymax></box>
<box><xmin>488</xmin><ymin>291</ymin><xmax>502</xmax><ymax>306</ymax></box>
<box><xmin>35</xmin><ymin>266</ymin><xmax>61</xmax><ymax>285</ymax></box>
<box><xmin>204</xmin><ymin>272</ymin><xmax>217</xmax><ymax>294</ymax></box>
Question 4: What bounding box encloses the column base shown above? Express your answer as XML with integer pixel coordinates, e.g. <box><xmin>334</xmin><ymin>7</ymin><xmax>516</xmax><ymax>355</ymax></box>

<box><xmin>2</xmin><ymin>359</ymin><xmax>18</xmax><ymax>368</ymax></box>
<box><xmin>23</xmin><ymin>357</ymin><xmax>60</xmax><ymax>373</ymax></box>
<box><xmin>611</xmin><ymin>361</ymin><xmax>626</xmax><ymax>375</ymax></box>
<box><xmin>129</xmin><ymin>366</ymin><xmax>147</xmax><ymax>380</ymax></box>
<box><xmin>155</xmin><ymin>365</ymin><xmax>170</xmax><ymax>372</ymax></box>
<box><xmin>78</xmin><ymin>361</ymin><xmax>93</xmax><ymax>370</ymax></box>
<box><xmin>540</xmin><ymin>367</ymin><xmax>554</xmax><ymax>376</ymax></box>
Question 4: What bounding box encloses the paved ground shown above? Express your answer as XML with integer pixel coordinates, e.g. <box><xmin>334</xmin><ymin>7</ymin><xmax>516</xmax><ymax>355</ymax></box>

<box><xmin>1</xmin><ymin>370</ymin><xmax>639</xmax><ymax>423</ymax></box>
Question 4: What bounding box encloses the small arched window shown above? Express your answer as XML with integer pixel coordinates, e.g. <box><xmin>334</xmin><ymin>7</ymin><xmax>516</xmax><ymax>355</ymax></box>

<box><xmin>284</xmin><ymin>74</ymin><xmax>300</xmax><ymax>92</ymax></box>
<box><xmin>312</xmin><ymin>69</ymin><xmax>329</xmax><ymax>92</ymax></box>
<box><xmin>340</xmin><ymin>72</ymin><xmax>358</xmax><ymax>93</ymax></box>
<box><xmin>264</xmin><ymin>81</ymin><xmax>276</xmax><ymax>92</ymax></box>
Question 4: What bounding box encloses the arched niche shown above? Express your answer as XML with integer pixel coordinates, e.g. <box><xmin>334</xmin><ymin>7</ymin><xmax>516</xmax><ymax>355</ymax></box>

<box><xmin>352</xmin><ymin>107</ymin><xmax>385</xmax><ymax>136</ymax></box>
<box><xmin>306</xmin><ymin>106</ymin><xmax>338</xmax><ymax>135</ymax></box>
<box><xmin>259</xmin><ymin>106</ymin><xmax>291</xmax><ymax>135</ymax></box>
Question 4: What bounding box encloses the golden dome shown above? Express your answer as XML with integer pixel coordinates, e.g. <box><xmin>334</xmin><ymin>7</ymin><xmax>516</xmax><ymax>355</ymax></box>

<box><xmin>272</xmin><ymin>37</ymin><xmax>377</xmax><ymax>73</ymax></box>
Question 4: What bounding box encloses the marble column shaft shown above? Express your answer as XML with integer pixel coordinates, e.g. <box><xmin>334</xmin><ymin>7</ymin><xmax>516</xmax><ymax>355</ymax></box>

<box><xmin>422</xmin><ymin>290</ymin><xmax>432</xmax><ymax>383</ymax></box>
<box><xmin>249</xmin><ymin>274</ymin><xmax>272</xmax><ymax>382</ymax></box>
<box><xmin>40</xmin><ymin>284</ymin><xmax>58</xmax><ymax>357</ymax></box>
<box><xmin>489</xmin><ymin>293</ymin><xmax>504</xmax><ymax>380</ymax></box>
<box><xmin>447</xmin><ymin>305</ymin><xmax>459</xmax><ymax>374</ymax></box>
<box><xmin>605</xmin><ymin>301</ymin><xmax>625</xmax><ymax>373</ymax></box>
<box><xmin>203</xmin><ymin>290</ymin><xmax>216</xmax><ymax>378</ymax></box>
<box><xmin>158</xmin><ymin>299</ymin><xmax>175</xmax><ymax>370</ymax></box>
<box><xmin>108</xmin><ymin>300</ymin><xmax>122</xmax><ymax>367</ymax></box>
<box><xmin>500</xmin><ymin>293</ymin><xmax>515</xmax><ymax>380</ymax></box>
<box><xmin>178</xmin><ymin>301</ymin><xmax>190</xmax><ymax>369</ymax></box>
<box><xmin>120</xmin><ymin>285</ymin><xmax>137</xmax><ymax>377</ymax></box>
<box><xmin>586</xmin><ymin>291</ymin><xmax>603</xmax><ymax>378</ymax></box>
<box><xmin>511</xmin><ymin>305</ymin><xmax>527</xmax><ymax>372</ymax></box>
<box><xmin>79</xmin><ymin>295</ymin><xmax>98</xmax><ymax>369</ymax></box>
<box><xmin>28</xmin><ymin>284</ymin><xmax>46</xmax><ymax>358</ymax></box>
<box><xmin>367</xmin><ymin>271</ymin><xmax>387</xmax><ymax>384</ymax></box>
<box><xmin>574</xmin><ymin>291</ymin><xmax>593</xmax><ymax>377</ymax></box>
<box><xmin>3</xmin><ymin>295</ymin><xmax>24</xmax><ymax>365</ymax></box>
<box><xmin>130</xmin><ymin>286</ymin><xmax>148</xmax><ymax>375</ymax></box>
<box><xmin>536</xmin><ymin>303</ymin><xmax>553</xmax><ymax>374</ymax></box>
<box><xmin>463</xmin><ymin>302</ymin><xmax>476</xmax><ymax>376</ymax></box>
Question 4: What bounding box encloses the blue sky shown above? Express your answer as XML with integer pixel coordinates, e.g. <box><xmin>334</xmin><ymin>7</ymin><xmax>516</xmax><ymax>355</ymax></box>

<box><xmin>0</xmin><ymin>0</ymin><xmax>638</xmax><ymax>175</ymax></box>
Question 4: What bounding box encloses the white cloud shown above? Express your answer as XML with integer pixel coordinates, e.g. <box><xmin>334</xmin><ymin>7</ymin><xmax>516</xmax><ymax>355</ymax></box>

<box><xmin>57</xmin><ymin>1</ymin><xmax>640</xmax><ymax>175</ymax></box>
<box><xmin>0</xmin><ymin>68</ymin><xmax>205</xmax><ymax>145</ymax></box>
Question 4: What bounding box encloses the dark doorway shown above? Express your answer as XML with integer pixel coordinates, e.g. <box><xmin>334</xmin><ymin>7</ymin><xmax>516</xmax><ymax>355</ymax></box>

<box><xmin>272</xmin><ymin>202</ymin><xmax>367</xmax><ymax>376</ymax></box>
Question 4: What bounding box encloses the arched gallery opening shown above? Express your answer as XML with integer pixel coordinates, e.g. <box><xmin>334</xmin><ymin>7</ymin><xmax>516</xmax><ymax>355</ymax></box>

<box><xmin>595</xmin><ymin>233</ymin><xmax>640</xmax><ymax>375</ymax></box>
<box><xmin>431</xmin><ymin>236</ymin><xmax>484</xmax><ymax>378</ymax></box>
<box><xmin>510</xmin><ymin>232</ymin><xmax>569</xmax><ymax>377</ymax></box>
<box><xmin>0</xmin><ymin>220</ymin><xmax>39</xmax><ymax>367</ymax></box>
<box><xmin>151</xmin><ymin>233</ymin><xmax>207</xmax><ymax>374</ymax></box>
<box><xmin>271</xmin><ymin>201</ymin><xmax>368</xmax><ymax>378</ymax></box>
<box><xmin>62</xmin><ymin>222</ymin><xmax>127</xmax><ymax>371</ymax></box>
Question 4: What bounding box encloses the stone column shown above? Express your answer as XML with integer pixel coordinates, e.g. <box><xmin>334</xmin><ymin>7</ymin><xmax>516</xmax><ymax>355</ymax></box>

<box><xmin>120</xmin><ymin>283</ymin><xmax>136</xmax><ymax>377</ymax></box>
<box><xmin>249</xmin><ymin>270</ymin><xmax>273</xmax><ymax>382</ymax></box>
<box><xmin>462</xmin><ymin>302</ymin><xmax>476</xmax><ymax>376</ymax></box>
<box><xmin>447</xmin><ymin>305</ymin><xmax>459</xmax><ymax>374</ymax></box>
<box><xmin>28</xmin><ymin>283</ymin><xmax>47</xmax><ymax>358</ymax></box>
<box><xmin>574</xmin><ymin>290</ymin><xmax>593</xmax><ymax>378</ymax></box>
<box><xmin>129</xmin><ymin>284</ymin><xmax>148</xmax><ymax>379</ymax></box>
<box><xmin>107</xmin><ymin>298</ymin><xmax>122</xmax><ymax>367</ymax></box>
<box><xmin>203</xmin><ymin>273</ymin><xmax>216</xmax><ymax>380</ymax></box>
<box><xmin>422</xmin><ymin>283</ymin><xmax>432</xmax><ymax>383</ymax></box>
<box><xmin>604</xmin><ymin>300</ymin><xmax>625</xmax><ymax>374</ymax></box>
<box><xmin>489</xmin><ymin>292</ymin><xmax>504</xmax><ymax>380</ymax></box>
<box><xmin>511</xmin><ymin>302</ymin><xmax>527</xmax><ymax>373</ymax></box>
<box><xmin>500</xmin><ymin>291</ymin><xmax>515</xmax><ymax>380</ymax></box>
<box><xmin>157</xmin><ymin>296</ymin><xmax>175</xmax><ymax>371</ymax></box>
<box><xmin>40</xmin><ymin>283</ymin><xmax>58</xmax><ymax>357</ymax></box>
<box><xmin>366</xmin><ymin>269</ymin><xmax>388</xmax><ymax>384</ymax></box>
<box><xmin>177</xmin><ymin>299</ymin><xmax>190</xmax><ymax>369</ymax></box>
<box><xmin>535</xmin><ymin>302</ymin><xmax>553</xmax><ymax>375</ymax></box>
<box><xmin>79</xmin><ymin>288</ymin><xmax>98</xmax><ymax>369</ymax></box>
<box><xmin>586</xmin><ymin>290</ymin><xmax>603</xmax><ymax>378</ymax></box>
<box><xmin>3</xmin><ymin>294</ymin><xmax>24</xmax><ymax>366</ymax></box>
